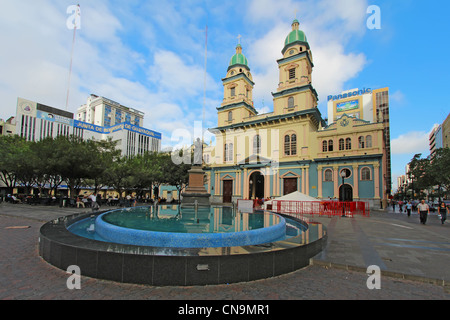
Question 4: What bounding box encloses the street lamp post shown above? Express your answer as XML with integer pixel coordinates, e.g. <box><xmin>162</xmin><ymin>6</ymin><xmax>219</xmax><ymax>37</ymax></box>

<box><xmin>341</xmin><ymin>171</ymin><xmax>346</xmax><ymax>217</ymax></box>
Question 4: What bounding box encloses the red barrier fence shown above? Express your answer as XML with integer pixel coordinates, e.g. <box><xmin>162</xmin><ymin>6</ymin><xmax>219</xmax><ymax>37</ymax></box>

<box><xmin>270</xmin><ymin>200</ymin><xmax>370</xmax><ymax>218</ymax></box>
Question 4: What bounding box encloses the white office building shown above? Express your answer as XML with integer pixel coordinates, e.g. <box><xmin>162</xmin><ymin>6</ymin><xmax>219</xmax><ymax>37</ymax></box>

<box><xmin>76</xmin><ymin>94</ymin><xmax>144</xmax><ymax>128</ymax></box>
<box><xmin>16</xmin><ymin>97</ymin><xmax>161</xmax><ymax>157</ymax></box>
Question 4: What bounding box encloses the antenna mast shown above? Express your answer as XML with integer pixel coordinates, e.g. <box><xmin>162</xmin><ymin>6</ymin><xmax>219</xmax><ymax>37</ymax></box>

<box><xmin>66</xmin><ymin>4</ymin><xmax>80</xmax><ymax>111</ymax></box>
<box><xmin>202</xmin><ymin>24</ymin><xmax>208</xmax><ymax>140</ymax></box>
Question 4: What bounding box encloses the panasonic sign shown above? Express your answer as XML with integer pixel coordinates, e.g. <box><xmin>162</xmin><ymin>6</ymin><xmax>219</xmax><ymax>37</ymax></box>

<box><xmin>328</xmin><ymin>88</ymin><xmax>372</xmax><ymax>102</ymax></box>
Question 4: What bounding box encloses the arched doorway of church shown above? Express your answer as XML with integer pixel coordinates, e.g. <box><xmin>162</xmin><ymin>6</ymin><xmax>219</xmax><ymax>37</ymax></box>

<box><xmin>249</xmin><ymin>171</ymin><xmax>264</xmax><ymax>199</ymax></box>
<box><xmin>339</xmin><ymin>184</ymin><xmax>353</xmax><ymax>202</ymax></box>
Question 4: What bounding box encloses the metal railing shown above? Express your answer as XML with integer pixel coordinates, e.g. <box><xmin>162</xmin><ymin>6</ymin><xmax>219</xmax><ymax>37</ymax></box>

<box><xmin>270</xmin><ymin>200</ymin><xmax>370</xmax><ymax>218</ymax></box>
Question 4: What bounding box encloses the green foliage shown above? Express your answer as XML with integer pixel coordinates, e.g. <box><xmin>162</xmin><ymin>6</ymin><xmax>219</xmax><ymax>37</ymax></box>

<box><xmin>0</xmin><ymin>135</ymin><xmax>32</xmax><ymax>190</ymax></box>
<box><xmin>0</xmin><ymin>134</ymin><xmax>193</xmax><ymax>198</ymax></box>
<box><xmin>406</xmin><ymin>148</ymin><xmax>450</xmax><ymax>200</ymax></box>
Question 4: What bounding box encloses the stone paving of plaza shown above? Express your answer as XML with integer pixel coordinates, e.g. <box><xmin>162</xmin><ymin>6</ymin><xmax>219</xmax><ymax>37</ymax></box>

<box><xmin>0</xmin><ymin>202</ymin><xmax>449</xmax><ymax>300</ymax></box>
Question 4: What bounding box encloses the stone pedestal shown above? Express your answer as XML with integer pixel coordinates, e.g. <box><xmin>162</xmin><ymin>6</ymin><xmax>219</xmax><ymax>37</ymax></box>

<box><xmin>181</xmin><ymin>165</ymin><xmax>211</xmax><ymax>207</ymax></box>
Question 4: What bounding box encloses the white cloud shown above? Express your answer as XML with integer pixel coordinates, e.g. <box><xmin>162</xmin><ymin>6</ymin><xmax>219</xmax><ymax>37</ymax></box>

<box><xmin>244</xmin><ymin>0</ymin><xmax>368</xmax><ymax>112</ymax></box>
<box><xmin>390</xmin><ymin>90</ymin><xmax>406</xmax><ymax>105</ymax></box>
<box><xmin>0</xmin><ymin>1</ymin><xmax>216</xmax><ymax>147</ymax></box>
<box><xmin>312</xmin><ymin>42</ymin><xmax>366</xmax><ymax>102</ymax></box>
<box><xmin>148</xmin><ymin>50</ymin><xmax>218</xmax><ymax>98</ymax></box>
<box><xmin>391</xmin><ymin>131</ymin><xmax>429</xmax><ymax>155</ymax></box>
<box><xmin>0</xmin><ymin>0</ymin><xmax>372</xmax><ymax>151</ymax></box>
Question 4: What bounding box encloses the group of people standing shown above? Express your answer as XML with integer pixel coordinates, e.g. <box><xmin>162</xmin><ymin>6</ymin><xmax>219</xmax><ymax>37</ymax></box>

<box><xmin>391</xmin><ymin>199</ymin><xmax>448</xmax><ymax>225</ymax></box>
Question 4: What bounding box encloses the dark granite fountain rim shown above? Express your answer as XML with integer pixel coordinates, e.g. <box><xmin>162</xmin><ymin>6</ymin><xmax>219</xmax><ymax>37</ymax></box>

<box><xmin>39</xmin><ymin>209</ymin><xmax>326</xmax><ymax>257</ymax></box>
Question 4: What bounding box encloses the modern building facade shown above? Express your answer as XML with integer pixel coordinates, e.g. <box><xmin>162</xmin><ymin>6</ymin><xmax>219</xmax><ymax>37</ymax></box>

<box><xmin>443</xmin><ymin>113</ymin><xmax>450</xmax><ymax>149</ymax></box>
<box><xmin>15</xmin><ymin>97</ymin><xmax>161</xmax><ymax>157</ymax></box>
<box><xmin>429</xmin><ymin>112</ymin><xmax>450</xmax><ymax>157</ymax></box>
<box><xmin>429</xmin><ymin>124</ymin><xmax>442</xmax><ymax>158</ymax></box>
<box><xmin>204</xmin><ymin>19</ymin><xmax>391</xmax><ymax>209</ymax></box>
<box><xmin>76</xmin><ymin>94</ymin><xmax>144</xmax><ymax>128</ymax></box>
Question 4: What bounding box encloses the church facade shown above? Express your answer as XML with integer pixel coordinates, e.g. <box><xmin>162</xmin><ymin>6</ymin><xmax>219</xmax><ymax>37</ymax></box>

<box><xmin>203</xmin><ymin>19</ymin><xmax>390</xmax><ymax>209</ymax></box>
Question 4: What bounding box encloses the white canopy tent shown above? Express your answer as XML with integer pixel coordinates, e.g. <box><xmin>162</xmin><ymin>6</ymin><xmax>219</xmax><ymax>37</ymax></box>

<box><xmin>264</xmin><ymin>191</ymin><xmax>318</xmax><ymax>209</ymax></box>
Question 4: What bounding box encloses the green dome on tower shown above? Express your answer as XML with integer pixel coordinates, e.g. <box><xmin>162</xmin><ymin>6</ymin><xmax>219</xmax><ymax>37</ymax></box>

<box><xmin>229</xmin><ymin>44</ymin><xmax>249</xmax><ymax>69</ymax></box>
<box><xmin>282</xmin><ymin>18</ymin><xmax>310</xmax><ymax>55</ymax></box>
<box><xmin>285</xmin><ymin>19</ymin><xmax>308</xmax><ymax>46</ymax></box>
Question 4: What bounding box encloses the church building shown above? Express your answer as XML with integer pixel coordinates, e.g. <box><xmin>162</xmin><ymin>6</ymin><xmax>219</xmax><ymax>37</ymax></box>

<box><xmin>203</xmin><ymin>19</ymin><xmax>390</xmax><ymax>209</ymax></box>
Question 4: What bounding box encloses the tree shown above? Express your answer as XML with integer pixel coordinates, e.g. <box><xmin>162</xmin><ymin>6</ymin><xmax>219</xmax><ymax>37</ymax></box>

<box><xmin>83</xmin><ymin>137</ymin><xmax>120</xmax><ymax>194</ymax></box>
<box><xmin>0</xmin><ymin>135</ymin><xmax>31</xmax><ymax>194</ymax></box>
<box><xmin>163</xmin><ymin>150</ymin><xmax>191</xmax><ymax>203</ymax></box>
<box><xmin>407</xmin><ymin>148</ymin><xmax>450</xmax><ymax>201</ymax></box>
<box><xmin>33</xmin><ymin>137</ymin><xmax>65</xmax><ymax>197</ymax></box>
<box><xmin>103</xmin><ymin>156</ymin><xmax>135</xmax><ymax>200</ymax></box>
<box><xmin>428</xmin><ymin>148</ymin><xmax>450</xmax><ymax>202</ymax></box>
<box><xmin>407</xmin><ymin>153</ymin><xmax>430</xmax><ymax>199</ymax></box>
<box><xmin>129</xmin><ymin>151</ymin><xmax>160</xmax><ymax>199</ymax></box>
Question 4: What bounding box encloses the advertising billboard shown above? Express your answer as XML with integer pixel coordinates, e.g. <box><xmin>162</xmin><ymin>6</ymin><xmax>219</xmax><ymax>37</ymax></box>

<box><xmin>336</xmin><ymin>99</ymin><xmax>359</xmax><ymax>113</ymax></box>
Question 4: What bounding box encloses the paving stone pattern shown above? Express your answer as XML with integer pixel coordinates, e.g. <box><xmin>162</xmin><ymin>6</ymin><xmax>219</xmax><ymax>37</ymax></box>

<box><xmin>0</xmin><ymin>203</ymin><xmax>449</xmax><ymax>300</ymax></box>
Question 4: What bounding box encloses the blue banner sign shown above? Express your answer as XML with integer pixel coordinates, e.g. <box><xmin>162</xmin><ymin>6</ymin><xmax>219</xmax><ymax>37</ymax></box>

<box><xmin>37</xmin><ymin>110</ymin><xmax>74</xmax><ymax>126</ymax></box>
<box><xmin>73</xmin><ymin>120</ymin><xmax>162</xmax><ymax>140</ymax></box>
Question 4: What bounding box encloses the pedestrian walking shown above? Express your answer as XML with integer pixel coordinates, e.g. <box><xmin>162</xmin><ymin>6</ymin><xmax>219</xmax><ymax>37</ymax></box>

<box><xmin>438</xmin><ymin>202</ymin><xmax>448</xmax><ymax>225</ymax></box>
<box><xmin>406</xmin><ymin>201</ymin><xmax>412</xmax><ymax>217</ymax></box>
<box><xmin>417</xmin><ymin>199</ymin><xmax>430</xmax><ymax>225</ymax></box>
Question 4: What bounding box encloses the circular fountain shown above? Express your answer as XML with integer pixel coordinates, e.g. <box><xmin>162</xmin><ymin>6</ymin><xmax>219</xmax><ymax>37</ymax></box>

<box><xmin>39</xmin><ymin>205</ymin><xmax>326</xmax><ymax>286</ymax></box>
<box><xmin>91</xmin><ymin>206</ymin><xmax>286</xmax><ymax>248</ymax></box>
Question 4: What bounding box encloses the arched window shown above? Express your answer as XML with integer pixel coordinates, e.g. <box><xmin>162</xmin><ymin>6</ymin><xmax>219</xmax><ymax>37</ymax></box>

<box><xmin>358</xmin><ymin>136</ymin><xmax>365</xmax><ymax>149</ymax></box>
<box><xmin>284</xmin><ymin>135</ymin><xmax>291</xmax><ymax>156</ymax></box>
<box><xmin>361</xmin><ymin>167</ymin><xmax>371</xmax><ymax>181</ymax></box>
<box><xmin>322</xmin><ymin>141</ymin><xmax>328</xmax><ymax>152</ymax></box>
<box><xmin>366</xmin><ymin>135</ymin><xmax>372</xmax><ymax>148</ymax></box>
<box><xmin>288</xmin><ymin>97</ymin><xmax>295</xmax><ymax>109</ymax></box>
<box><xmin>345</xmin><ymin>138</ymin><xmax>352</xmax><ymax>150</ymax></box>
<box><xmin>228</xmin><ymin>111</ymin><xmax>233</xmax><ymax>122</ymax></box>
<box><xmin>253</xmin><ymin>135</ymin><xmax>261</xmax><ymax>154</ymax></box>
<box><xmin>284</xmin><ymin>134</ymin><xmax>297</xmax><ymax>156</ymax></box>
<box><xmin>230</xmin><ymin>87</ymin><xmax>236</xmax><ymax>97</ymax></box>
<box><xmin>324</xmin><ymin>169</ymin><xmax>333</xmax><ymax>182</ymax></box>
<box><xmin>328</xmin><ymin>140</ymin><xmax>334</xmax><ymax>152</ymax></box>
<box><xmin>339</xmin><ymin>138</ymin><xmax>345</xmax><ymax>151</ymax></box>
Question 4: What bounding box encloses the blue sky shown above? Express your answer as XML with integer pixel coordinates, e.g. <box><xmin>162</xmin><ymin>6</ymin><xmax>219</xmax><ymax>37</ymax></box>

<box><xmin>0</xmin><ymin>0</ymin><xmax>449</xmax><ymax>192</ymax></box>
